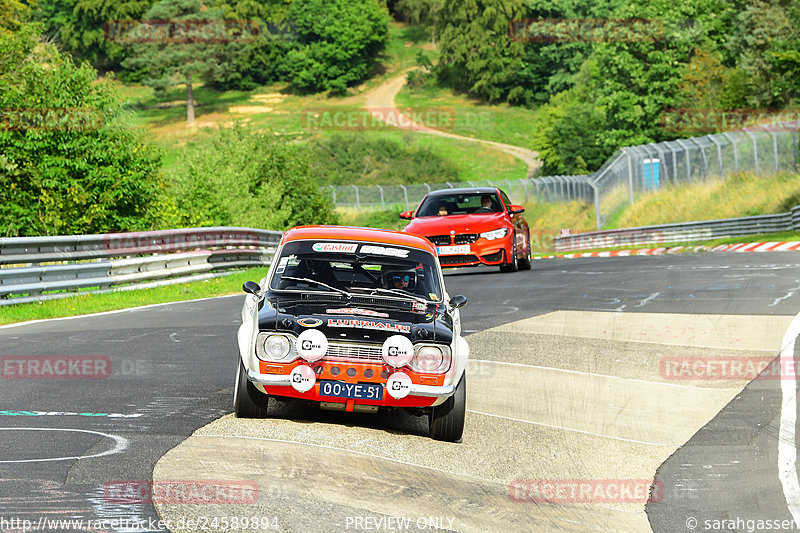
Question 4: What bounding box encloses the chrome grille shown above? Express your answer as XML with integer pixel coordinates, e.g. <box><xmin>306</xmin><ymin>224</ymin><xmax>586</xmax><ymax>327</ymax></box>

<box><xmin>325</xmin><ymin>342</ymin><xmax>383</xmax><ymax>362</ymax></box>
<box><xmin>427</xmin><ymin>235</ymin><xmax>451</xmax><ymax>246</ymax></box>
<box><xmin>454</xmin><ymin>234</ymin><xmax>478</xmax><ymax>244</ymax></box>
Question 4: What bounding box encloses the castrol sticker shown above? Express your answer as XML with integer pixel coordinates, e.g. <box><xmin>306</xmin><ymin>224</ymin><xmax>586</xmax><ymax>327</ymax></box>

<box><xmin>290</xmin><ymin>365</ymin><xmax>316</xmax><ymax>393</ymax></box>
<box><xmin>386</xmin><ymin>372</ymin><xmax>413</xmax><ymax>399</ymax></box>
<box><xmin>312</xmin><ymin>242</ymin><xmax>358</xmax><ymax>253</ymax></box>
<box><xmin>296</xmin><ymin>329</ymin><xmax>327</xmax><ymax>362</ymax></box>
<box><xmin>381</xmin><ymin>335</ymin><xmax>414</xmax><ymax>368</ymax></box>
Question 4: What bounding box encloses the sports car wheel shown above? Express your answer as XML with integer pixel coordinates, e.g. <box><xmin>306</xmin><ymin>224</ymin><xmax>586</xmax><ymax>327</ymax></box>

<box><xmin>519</xmin><ymin>242</ymin><xmax>532</xmax><ymax>270</ymax></box>
<box><xmin>429</xmin><ymin>374</ymin><xmax>466</xmax><ymax>442</ymax></box>
<box><xmin>499</xmin><ymin>244</ymin><xmax>519</xmax><ymax>273</ymax></box>
<box><xmin>234</xmin><ymin>359</ymin><xmax>269</xmax><ymax>418</ymax></box>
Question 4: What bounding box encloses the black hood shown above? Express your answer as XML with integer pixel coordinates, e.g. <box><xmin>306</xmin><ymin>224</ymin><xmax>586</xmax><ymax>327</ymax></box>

<box><xmin>257</xmin><ymin>293</ymin><xmax>453</xmax><ymax>345</ymax></box>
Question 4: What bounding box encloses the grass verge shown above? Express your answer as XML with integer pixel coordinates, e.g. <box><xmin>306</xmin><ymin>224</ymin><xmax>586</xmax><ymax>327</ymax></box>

<box><xmin>0</xmin><ymin>269</ymin><xmax>267</xmax><ymax>325</ymax></box>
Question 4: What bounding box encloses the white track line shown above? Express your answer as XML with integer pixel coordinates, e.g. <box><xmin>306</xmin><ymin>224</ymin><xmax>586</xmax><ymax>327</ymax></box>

<box><xmin>469</xmin><ymin>358</ymin><xmax>716</xmax><ymax>390</ymax></box>
<box><xmin>467</xmin><ymin>410</ymin><xmax>682</xmax><ymax>447</ymax></box>
<box><xmin>0</xmin><ymin>428</ymin><xmax>128</xmax><ymax>463</ymax></box>
<box><xmin>779</xmin><ymin>311</ymin><xmax>800</xmax><ymax>524</ymax></box>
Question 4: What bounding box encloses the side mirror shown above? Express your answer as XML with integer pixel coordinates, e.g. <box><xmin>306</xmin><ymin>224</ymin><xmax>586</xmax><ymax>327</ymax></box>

<box><xmin>242</xmin><ymin>281</ymin><xmax>262</xmax><ymax>297</ymax></box>
<box><xmin>509</xmin><ymin>205</ymin><xmax>525</xmax><ymax>214</ymax></box>
<box><xmin>399</xmin><ymin>211</ymin><xmax>414</xmax><ymax>220</ymax></box>
<box><xmin>450</xmin><ymin>294</ymin><xmax>468</xmax><ymax>309</ymax></box>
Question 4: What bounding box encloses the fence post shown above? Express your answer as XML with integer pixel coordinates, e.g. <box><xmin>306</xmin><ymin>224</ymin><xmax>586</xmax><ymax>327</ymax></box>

<box><xmin>707</xmin><ymin>135</ymin><xmax>723</xmax><ymax>177</ymax></box>
<box><xmin>745</xmin><ymin>130</ymin><xmax>759</xmax><ymax>174</ymax></box>
<box><xmin>767</xmin><ymin>126</ymin><xmax>778</xmax><ymax>173</ymax></box>
<box><xmin>352</xmin><ymin>185</ymin><xmax>361</xmax><ymax>211</ymax></box>
<box><xmin>793</xmin><ymin>128</ymin><xmax>798</xmax><ymax>172</ymax></box>
<box><xmin>689</xmin><ymin>137</ymin><xmax>709</xmax><ymax>179</ymax></box>
<box><xmin>590</xmin><ymin>181</ymin><xmax>601</xmax><ymax>230</ymax></box>
<box><xmin>424</xmin><ymin>183</ymin><xmax>431</xmax><ymax>194</ymax></box>
<box><xmin>376</xmin><ymin>185</ymin><xmax>385</xmax><ymax>211</ymax></box>
<box><xmin>446</xmin><ymin>182</ymin><xmax>454</xmax><ymax>189</ymax></box>
<box><xmin>399</xmin><ymin>184</ymin><xmax>409</xmax><ymax>211</ymax></box>
<box><xmin>675</xmin><ymin>139</ymin><xmax>691</xmax><ymax>181</ymax></box>
<box><xmin>623</xmin><ymin>148</ymin><xmax>635</xmax><ymax>204</ymax></box>
<box><xmin>329</xmin><ymin>185</ymin><xmax>336</xmax><ymax>204</ymax></box>
<box><xmin>722</xmin><ymin>132</ymin><xmax>739</xmax><ymax>173</ymax></box>
<box><xmin>522</xmin><ymin>179</ymin><xmax>529</xmax><ymax>202</ymax></box>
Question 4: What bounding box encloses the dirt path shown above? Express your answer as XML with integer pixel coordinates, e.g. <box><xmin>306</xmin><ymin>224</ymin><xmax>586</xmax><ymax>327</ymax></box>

<box><xmin>364</xmin><ymin>70</ymin><xmax>542</xmax><ymax>178</ymax></box>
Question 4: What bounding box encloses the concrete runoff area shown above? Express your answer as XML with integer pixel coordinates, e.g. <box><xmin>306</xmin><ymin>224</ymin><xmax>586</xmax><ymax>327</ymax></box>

<box><xmin>153</xmin><ymin>311</ymin><xmax>790</xmax><ymax>532</ymax></box>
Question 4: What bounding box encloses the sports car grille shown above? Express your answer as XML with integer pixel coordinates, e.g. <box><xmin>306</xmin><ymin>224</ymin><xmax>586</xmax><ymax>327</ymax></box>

<box><xmin>427</xmin><ymin>235</ymin><xmax>451</xmax><ymax>246</ymax></box>
<box><xmin>325</xmin><ymin>342</ymin><xmax>383</xmax><ymax>362</ymax></box>
<box><xmin>454</xmin><ymin>234</ymin><xmax>478</xmax><ymax>245</ymax></box>
<box><xmin>439</xmin><ymin>254</ymin><xmax>479</xmax><ymax>265</ymax></box>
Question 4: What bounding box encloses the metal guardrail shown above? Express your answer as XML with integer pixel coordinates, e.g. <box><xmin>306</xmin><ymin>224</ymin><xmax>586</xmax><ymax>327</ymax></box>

<box><xmin>0</xmin><ymin>227</ymin><xmax>282</xmax><ymax>305</ymax></box>
<box><xmin>554</xmin><ymin>206</ymin><xmax>800</xmax><ymax>252</ymax></box>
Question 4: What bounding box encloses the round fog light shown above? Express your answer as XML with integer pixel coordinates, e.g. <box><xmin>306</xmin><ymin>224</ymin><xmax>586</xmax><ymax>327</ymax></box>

<box><xmin>290</xmin><ymin>365</ymin><xmax>316</xmax><ymax>393</ymax></box>
<box><xmin>386</xmin><ymin>372</ymin><xmax>412</xmax><ymax>399</ymax></box>
<box><xmin>382</xmin><ymin>335</ymin><xmax>414</xmax><ymax>368</ymax></box>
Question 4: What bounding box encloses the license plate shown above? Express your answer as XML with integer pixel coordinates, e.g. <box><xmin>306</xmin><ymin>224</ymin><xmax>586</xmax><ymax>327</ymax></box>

<box><xmin>437</xmin><ymin>245</ymin><xmax>471</xmax><ymax>255</ymax></box>
<box><xmin>319</xmin><ymin>381</ymin><xmax>383</xmax><ymax>401</ymax></box>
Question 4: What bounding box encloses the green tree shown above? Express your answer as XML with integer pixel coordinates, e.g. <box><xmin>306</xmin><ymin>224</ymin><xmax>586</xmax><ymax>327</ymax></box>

<box><xmin>122</xmin><ymin>0</ymin><xmax>249</xmax><ymax>122</ymax></box>
<box><xmin>205</xmin><ymin>0</ymin><xmax>294</xmax><ymax>89</ymax></box>
<box><xmin>0</xmin><ymin>24</ymin><xmax>162</xmax><ymax>237</ymax></box>
<box><xmin>31</xmin><ymin>0</ymin><xmax>156</xmax><ymax>71</ymax></box>
<box><xmin>395</xmin><ymin>0</ymin><xmax>443</xmax><ymax>42</ymax></box>
<box><xmin>434</xmin><ymin>0</ymin><xmax>530</xmax><ymax>104</ymax></box>
<box><xmin>164</xmin><ymin>128</ymin><xmax>338</xmax><ymax>230</ymax></box>
<box><xmin>283</xmin><ymin>0</ymin><xmax>390</xmax><ymax>94</ymax></box>
<box><xmin>0</xmin><ymin>0</ymin><xmax>28</xmax><ymax>35</ymax></box>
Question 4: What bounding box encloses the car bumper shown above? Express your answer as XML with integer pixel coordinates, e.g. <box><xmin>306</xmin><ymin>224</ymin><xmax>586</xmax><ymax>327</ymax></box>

<box><xmin>247</xmin><ymin>368</ymin><xmax>454</xmax><ymax>398</ymax></box>
<box><xmin>438</xmin><ymin>244</ymin><xmax>510</xmax><ymax>267</ymax></box>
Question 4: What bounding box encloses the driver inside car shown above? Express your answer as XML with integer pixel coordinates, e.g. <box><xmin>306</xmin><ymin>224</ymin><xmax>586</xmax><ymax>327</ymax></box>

<box><xmin>385</xmin><ymin>270</ymin><xmax>416</xmax><ymax>292</ymax></box>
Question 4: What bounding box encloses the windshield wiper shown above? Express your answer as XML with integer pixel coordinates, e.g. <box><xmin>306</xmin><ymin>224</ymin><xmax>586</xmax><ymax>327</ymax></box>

<box><xmin>350</xmin><ymin>286</ymin><xmax>428</xmax><ymax>304</ymax></box>
<box><xmin>277</xmin><ymin>276</ymin><xmax>351</xmax><ymax>297</ymax></box>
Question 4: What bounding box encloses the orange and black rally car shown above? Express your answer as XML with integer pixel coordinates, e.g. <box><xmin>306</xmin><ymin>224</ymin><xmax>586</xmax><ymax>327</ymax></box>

<box><xmin>235</xmin><ymin>226</ymin><xmax>469</xmax><ymax>442</ymax></box>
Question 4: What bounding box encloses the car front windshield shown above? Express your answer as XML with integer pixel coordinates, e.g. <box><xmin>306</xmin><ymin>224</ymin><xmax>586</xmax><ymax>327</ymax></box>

<box><xmin>269</xmin><ymin>240</ymin><xmax>443</xmax><ymax>302</ymax></box>
<box><xmin>416</xmin><ymin>192</ymin><xmax>503</xmax><ymax>216</ymax></box>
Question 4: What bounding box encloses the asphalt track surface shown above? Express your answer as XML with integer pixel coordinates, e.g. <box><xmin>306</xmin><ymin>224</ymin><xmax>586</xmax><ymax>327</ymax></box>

<box><xmin>2</xmin><ymin>253</ymin><xmax>800</xmax><ymax>532</ymax></box>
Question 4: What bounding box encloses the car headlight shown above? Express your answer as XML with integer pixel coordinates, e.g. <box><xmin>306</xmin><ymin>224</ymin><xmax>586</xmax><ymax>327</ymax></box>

<box><xmin>256</xmin><ymin>333</ymin><xmax>295</xmax><ymax>362</ymax></box>
<box><xmin>479</xmin><ymin>228</ymin><xmax>508</xmax><ymax>240</ymax></box>
<box><xmin>411</xmin><ymin>345</ymin><xmax>451</xmax><ymax>373</ymax></box>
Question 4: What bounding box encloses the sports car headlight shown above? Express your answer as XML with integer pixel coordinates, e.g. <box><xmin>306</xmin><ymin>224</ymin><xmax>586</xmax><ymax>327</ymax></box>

<box><xmin>256</xmin><ymin>333</ymin><xmax>295</xmax><ymax>362</ymax></box>
<box><xmin>410</xmin><ymin>345</ymin><xmax>451</xmax><ymax>374</ymax></box>
<box><xmin>479</xmin><ymin>228</ymin><xmax>509</xmax><ymax>240</ymax></box>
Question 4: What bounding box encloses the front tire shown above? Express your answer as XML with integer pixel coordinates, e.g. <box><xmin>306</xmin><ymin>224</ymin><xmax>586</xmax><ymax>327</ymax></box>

<box><xmin>429</xmin><ymin>374</ymin><xmax>466</xmax><ymax>442</ymax></box>
<box><xmin>518</xmin><ymin>242</ymin><xmax>532</xmax><ymax>270</ymax></box>
<box><xmin>499</xmin><ymin>244</ymin><xmax>519</xmax><ymax>273</ymax></box>
<box><xmin>234</xmin><ymin>359</ymin><xmax>268</xmax><ymax>418</ymax></box>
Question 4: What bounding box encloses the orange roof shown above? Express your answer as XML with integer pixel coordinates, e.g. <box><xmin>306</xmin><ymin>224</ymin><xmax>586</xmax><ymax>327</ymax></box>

<box><xmin>282</xmin><ymin>225</ymin><xmax>436</xmax><ymax>254</ymax></box>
